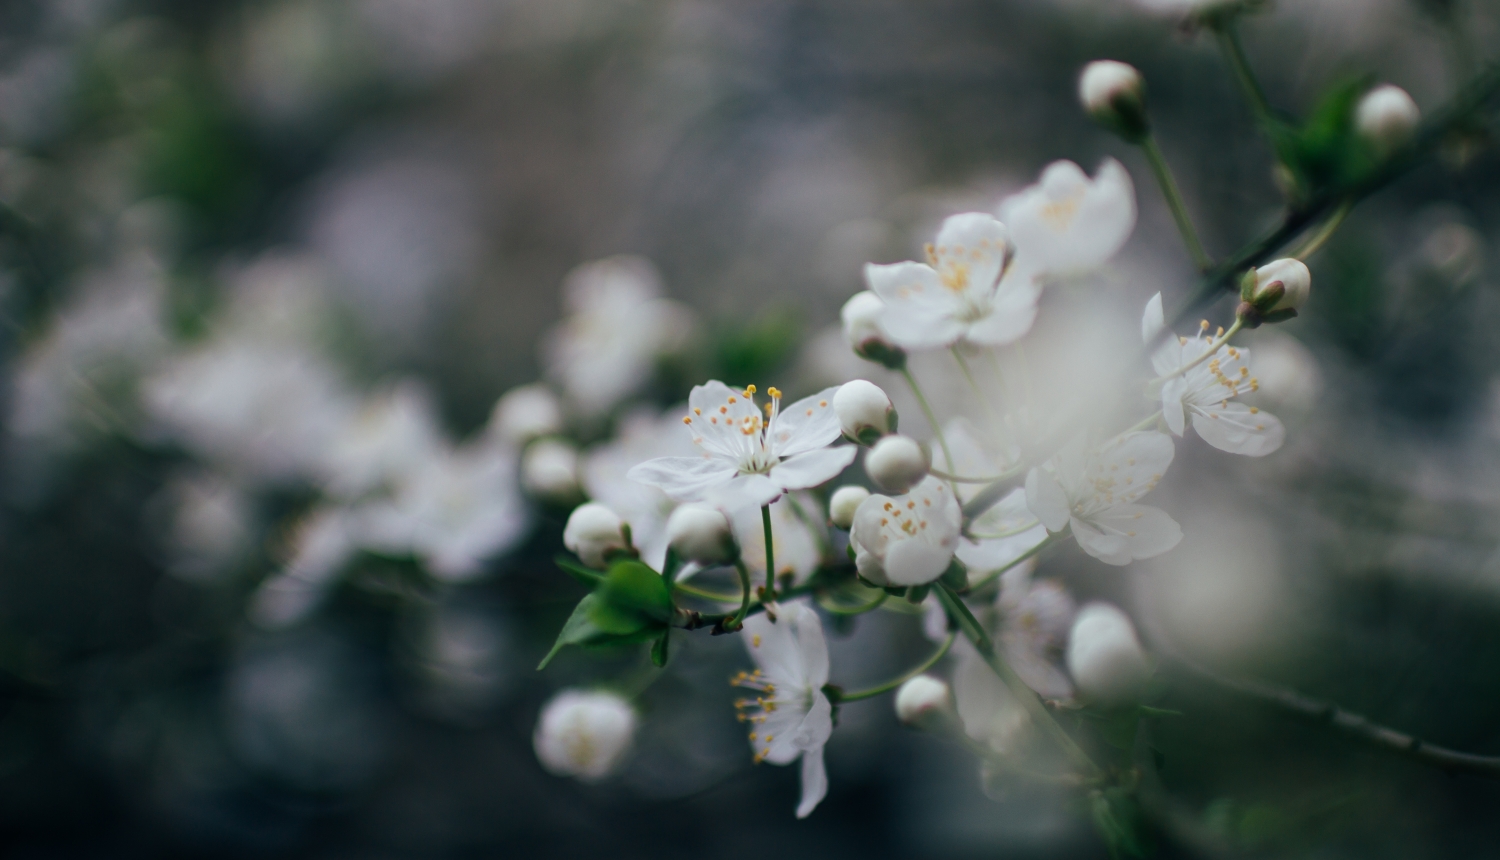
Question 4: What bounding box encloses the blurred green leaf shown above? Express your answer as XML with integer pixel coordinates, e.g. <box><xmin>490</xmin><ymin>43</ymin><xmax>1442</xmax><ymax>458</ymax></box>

<box><xmin>713</xmin><ymin>305</ymin><xmax>804</xmax><ymax>384</ymax></box>
<box><xmin>1269</xmin><ymin>76</ymin><xmax>1377</xmax><ymax>202</ymax></box>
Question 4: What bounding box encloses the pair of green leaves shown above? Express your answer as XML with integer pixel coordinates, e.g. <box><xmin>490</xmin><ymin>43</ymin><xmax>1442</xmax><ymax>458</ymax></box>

<box><xmin>1266</xmin><ymin>77</ymin><xmax>1381</xmax><ymax>205</ymax></box>
<box><xmin>538</xmin><ymin>560</ymin><xmax>675</xmax><ymax>670</ymax></box>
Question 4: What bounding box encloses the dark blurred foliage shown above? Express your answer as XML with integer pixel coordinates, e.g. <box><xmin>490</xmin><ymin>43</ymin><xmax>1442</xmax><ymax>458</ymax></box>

<box><xmin>0</xmin><ymin>0</ymin><xmax>1499</xmax><ymax>857</ymax></box>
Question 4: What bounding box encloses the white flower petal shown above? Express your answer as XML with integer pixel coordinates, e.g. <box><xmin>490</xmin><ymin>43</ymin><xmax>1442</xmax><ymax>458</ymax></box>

<box><xmin>1078</xmin><ymin>504</ymin><xmax>1182</xmax><ymax>565</ymax></box>
<box><xmin>963</xmin><ymin>274</ymin><xmax>1041</xmax><ymax>346</ymax></box>
<box><xmin>933</xmin><ymin>212</ymin><xmax>1010</xmax><ymax>306</ymax></box>
<box><xmin>771</xmin><ymin>386</ymin><xmax>843</xmax><ymax>458</ymax></box>
<box><xmin>627</xmin><ymin>456</ymin><xmax>739</xmax><ymax>502</ymax></box>
<box><xmin>795</xmin><ymin>739</ymin><xmax>829</xmax><ymax>819</ymax></box>
<box><xmin>1070</xmin><ymin>515</ymin><xmax>1131</xmax><ymax>565</ymax></box>
<box><xmin>685</xmin><ymin>380</ymin><xmax>765</xmax><ymax>460</ymax></box>
<box><xmin>769</xmin><ymin>446</ymin><xmax>857</xmax><ymax>491</ymax></box>
<box><xmin>884</xmin><ymin>538</ymin><xmax>954</xmax><ymax>586</ymax></box>
<box><xmin>865</xmin><ymin>262</ymin><xmax>966</xmax><ymax>350</ymax></box>
<box><xmin>1141</xmin><ymin>292</ymin><xmax>1165</xmax><ymax>344</ymax></box>
<box><xmin>1191</xmin><ymin>402</ymin><xmax>1285</xmax><ymax>457</ymax></box>
<box><xmin>1025</xmin><ymin>468</ymin><xmax>1071</xmax><ymax>533</ymax></box>
<box><xmin>1001</xmin><ymin>158</ymin><xmax>1136</xmax><ymax>276</ymax></box>
<box><xmin>1160</xmin><ymin>377</ymin><xmax>1187</xmax><ymax>436</ymax></box>
<box><xmin>704</xmin><ymin>473</ymin><xmax>783</xmax><ymax>511</ymax></box>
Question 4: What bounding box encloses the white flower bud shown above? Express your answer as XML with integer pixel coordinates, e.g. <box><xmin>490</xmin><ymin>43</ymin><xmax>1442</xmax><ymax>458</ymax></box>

<box><xmin>490</xmin><ymin>384</ymin><xmax>564</xmax><ymax>444</ymax></box>
<box><xmin>664</xmin><ymin>503</ymin><xmax>736</xmax><ymax>564</ymax></box>
<box><xmin>1247</xmin><ymin>258</ymin><xmax>1311</xmax><ymax>313</ymax></box>
<box><xmin>841</xmin><ymin>291</ymin><xmax>906</xmax><ymax>369</ymax></box>
<box><xmin>1356</xmin><ymin>84</ymin><xmax>1420</xmax><ymax>153</ymax></box>
<box><xmin>895</xmin><ymin>675</ymin><xmax>951</xmax><ymax>724</ymax></box>
<box><xmin>828</xmin><ymin>485</ymin><xmax>870</xmax><ymax>530</ymax></box>
<box><xmin>563</xmin><ymin>502</ymin><xmax>627</xmax><ymax>568</ymax></box>
<box><xmin>1066</xmin><ymin>603</ymin><xmax>1151</xmax><ymax>706</ymax></box>
<box><xmin>833</xmin><ymin>379</ymin><xmax>894</xmax><ymax>443</ymax></box>
<box><xmin>865</xmin><ymin>434</ymin><xmax>929</xmax><ymax>495</ymax></box>
<box><xmin>533</xmin><ymin>689</ymin><xmax>637</xmax><ymax>780</ymax></box>
<box><xmin>1078</xmin><ymin>60</ymin><xmax>1148</xmax><ymax>142</ymax></box>
<box><xmin>521</xmin><ymin>438</ymin><xmax>581</xmax><ymax>502</ymax></box>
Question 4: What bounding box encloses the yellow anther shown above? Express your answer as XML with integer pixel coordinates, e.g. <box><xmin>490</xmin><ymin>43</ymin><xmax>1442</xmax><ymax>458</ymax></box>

<box><xmin>693</xmin><ymin>407</ymin><xmax>702</xmax><ymax>415</ymax></box>
<box><xmin>1249</xmin><ymin>406</ymin><xmax>1260</xmax><ymax>414</ymax></box>
<box><xmin>683</xmin><ymin>416</ymin><xmax>693</xmax><ymax>424</ymax></box>
<box><xmin>767</xmin><ymin>387</ymin><xmax>781</xmax><ymax>399</ymax></box>
<box><xmin>751</xmin><ymin>634</ymin><xmax>761</xmax><ymax>647</ymax></box>
<box><xmin>745</xmin><ymin>385</ymin><xmax>757</xmax><ymax>395</ymax></box>
<box><xmin>727</xmin><ymin>397</ymin><xmax>737</xmax><ymax>405</ymax></box>
<box><xmin>1216</xmin><ymin>326</ymin><xmax>1224</xmax><ymax>337</ymax></box>
<box><xmin>1200</xmin><ymin>320</ymin><xmax>1210</xmax><ymax>330</ymax></box>
<box><xmin>818</xmin><ymin>399</ymin><xmax>828</xmax><ymax>407</ymax></box>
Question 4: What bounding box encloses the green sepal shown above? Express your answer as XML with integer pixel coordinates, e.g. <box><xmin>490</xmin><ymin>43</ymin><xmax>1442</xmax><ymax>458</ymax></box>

<box><xmin>592</xmin><ymin>560</ymin><xmax>675</xmax><ymax>633</ymax></box>
<box><xmin>882</xmin><ymin>585</ymin><xmax>909</xmax><ymax>598</ymax></box>
<box><xmin>905</xmin><ymin>584</ymin><xmax>931</xmax><ymax>604</ymax></box>
<box><xmin>1259</xmin><ymin>307</ymin><xmax>1299</xmax><ymax>325</ymax></box>
<box><xmin>857</xmin><ymin>341</ymin><xmax>907</xmax><ymax>371</ymax></box>
<box><xmin>855</xmin><ymin>426</ymin><xmax>884</xmax><ymax>447</ymax></box>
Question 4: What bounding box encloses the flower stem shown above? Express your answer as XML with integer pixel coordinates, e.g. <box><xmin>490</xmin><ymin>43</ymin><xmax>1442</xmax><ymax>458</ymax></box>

<box><xmin>1123</xmin><ymin>410</ymin><xmax>1163</xmax><ymax>435</ymax></box>
<box><xmin>965</xmin><ymin>532</ymin><xmax>1064</xmax><ymax>591</ymax></box>
<box><xmin>729</xmin><ymin>558</ymin><xmax>753</xmax><ymax>629</ymax></box>
<box><xmin>835</xmin><ymin>632</ymin><xmax>955</xmax><ymax>702</ymax></box>
<box><xmin>1140</xmin><ymin>134</ymin><xmax>1212</xmax><ymax>271</ymax></box>
<box><xmin>1151</xmin><ymin>317</ymin><xmax>1244</xmax><ymax>383</ymax></box>
<box><xmin>899</xmin><ymin>365</ymin><xmax>957</xmax><ymax>490</ymax></box>
<box><xmin>929</xmin><ymin>467</ymin><xmax>1010</xmax><ymax>484</ymax></box>
<box><xmin>951</xmin><ymin>346</ymin><xmax>1005</xmax><ymax>428</ymax></box>
<box><xmin>1212</xmin><ymin>18</ymin><xmax>1275</xmax><ymax>130</ymax></box>
<box><xmin>817</xmin><ymin>589</ymin><xmax>888</xmax><ymax>616</ymax></box>
<box><xmin>1289</xmin><ymin>199</ymin><xmax>1351</xmax><ymax>261</ymax></box>
<box><xmin>936</xmin><ymin>583</ymin><xmax>1100</xmax><ymax>776</ymax></box>
<box><xmin>761</xmin><ymin>504</ymin><xmax>776</xmax><ymax>601</ymax></box>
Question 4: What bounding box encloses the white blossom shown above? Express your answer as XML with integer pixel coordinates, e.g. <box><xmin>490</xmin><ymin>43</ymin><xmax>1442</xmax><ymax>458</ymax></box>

<box><xmin>864</xmin><ymin>434</ymin><xmax>929</xmax><ymax>494</ymax></box>
<box><xmin>1356</xmin><ymin>84</ymin><xmax>1420</xmax><ymax>152</ymax></box>
<box><xmin>850</xmin><ymin>476</ymin><xmax>961</xmax><ymax>586</ymax></box>
<box><xmin>998</xmin><ymin>159</ymin><xmax>1136</xmax><ymax>279</ymax></box>
<box><xmin>520</xmin><ymin>438</ymin><xmax>582</xmax><ymax>502</ymax></box>
<box><xmin>840</xmin><ymin>290</ymin><xmax>904</xmax><ymax>364</ymax></box>
<box><xmin>534</xmin><ymin>689</ymin><xmax>638</xmax><ymax>781</ymax></box>
<box><xmin>582</xmin><ymin>406</ymin><xmax>697</xmax><ymax>569</ymax></box>
<box><xmin>865</xmin><ymin>213</ymin><xmax>1039</xmax><ymax>350</ymax></box>
<box><xmin>1078</xmin><ymin>60</ymin><xmax>1145</xmax><ymax>128</ymax></box>
<box><xmin>358</xmin><ymin>440</ymin><xmax>529</xmax><ymax>581</ymax></box>
<box><xmin>932</xmin><ymin>420</ymin><xmax>1048</xmax><ymax>576</ymax></box>
<box><xmin>562</xmin><ymin>502</ymin><xmax>628</xmax><ymax>568</ymax></box>
<box><xmin>1025</xmin><ymin>432</ymin><xmax>1181</xmax><ymax>566</ymax></box>
<box><xmin>895</xmin><ymin>675</ymin><xmax>951</xmax><ymax>724</ymax></box>
<box><xmin>996</xmin><ymin>566</ymin><xmax>1076</xmax><ymax>700</ymax></box>
<box><xmin>828</xmin><ymin>485</ymin><xmax>870</xmax><ymax>530</ymax></box>
<box><xmin>1066</xmin><ymin>603</ymin><xmax>1151</xmax><ymax>706</ymax></box>
<box><xmin>664</xmin><ymin>503</ymin><xmax>736</xmax><ymax>564</ymax></box>
<box><xmin>248</xmin><ymin>508</ymin><xmax>358</xmax><ymax>629</ymax></box>
<box><xmin>832</xmin><ymin>379</ymin><xmax>894</xmax><ymax>441</ymax></box>
<box><xmin>543</xmin><ymin>256</ymin><xmax>695</xmax><ymax>417</ymax></box>
<box><xmin>489</xmin><ymin>383</ymin><xmax>564</xmax><ymax>445</ymax></box>
<box><xmin>734</xmin><ymin>601</ymin><xmax>833</xmax><ymax>819</ymax></box>
<box><xmin>321</xmin><ymin>379</ymin><xmax>443</xmax><ymax>499</ymax></box>
<box><xmin>1143</xmin><ymin>293</ymin><xmax>1285</xmax><ymax>457</ymax></box>
<box><xmin>1246</xmin><ymin>258</ymin><xmax>1311</xmax><ymax>313</ymax></box>
<box><xmin>628</xmin><ymin>382</ymin><xmax>854</xmax><ymax>512</ymax></box>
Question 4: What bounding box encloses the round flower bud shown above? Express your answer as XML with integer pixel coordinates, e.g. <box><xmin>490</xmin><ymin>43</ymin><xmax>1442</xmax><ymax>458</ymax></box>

<box><xmin>895</xmin><ymin>675</ymin><xmax>951</xmax><ymax>724</ymax></box>
<box><xmin>1066</xmin><ymin>603</ymin><xmax>1151</xmax><ymax>706</ymax></box>
<box><xmin>490</xmin><ymin>384</ymin><xmax>563</xmax><ymax>444</ymax></box>
<box><xmin>664</xmin><ymin>503</ymin><xmax>736</xmax><ymax>564</ymax></box>
<box><xmin>521</xmin><ymin>438</ymin><xmax>582</xmax><ymax>502</ymax></box>
<box><xmin>563</xmin><ymin>502</ymin><xmax>627</xmax><ymax>568</ymax></box>
<box><xmin>828</xmin><ymin>485</ymin><xmax>871</xmax><ymax>530</ymax></box>
<box><xmin>833</xmin><ymin>379</ymin><xmax>895</xmax><ymax>444</ymax></box>
<box><xmin>1355</xmin><ymin>84</ymin><xmax>1420</xmax><ymax>153</ymax></box>
<box><xmin>1078</xmin><ymin>60</ymin><xmax>1148</xmax><ymax>143</ymax></box>
<box><xmin>841</xmin><ymin>291</ymin><xmax>906</xmax><ymax>370</ymax></box>
<box><xmin>865</xmin><ymin>434</ymin><xmax>929</xmax><ymax>495</ymax></box>
<box><xmin>533</xmin><ymin>689</ymin><xmax>637</xmax><ymax>781</ymax></box>
<box><xmin>1243</xmin><ymin>258</ymin><xmax>1311</xmax><ymax>317</ymax></box>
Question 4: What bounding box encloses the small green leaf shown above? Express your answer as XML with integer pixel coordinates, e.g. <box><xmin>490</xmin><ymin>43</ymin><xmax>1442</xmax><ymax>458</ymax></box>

<box><xmin>538</xmin><ymin>594</ymin><xmax>609</xmax><ymax>670</ymax></box>
<box><xmin>650</xmin><ymin>631</ymin><xmax>670</xmax><ymax>667</ymax></box>
<box><xmin>1138</xmin><ymin>705</ymin><xmax>1183</xmax><ymax>718</ymax></box>
<box><xmin>555</xmin><ymin>555</ymin><xmax>606</xmax><ymax>587</ymax></box>
<box><xmin>591</xmin><ymin>560</ymin><xmax>674</xmax><ymax>634</ymax></box>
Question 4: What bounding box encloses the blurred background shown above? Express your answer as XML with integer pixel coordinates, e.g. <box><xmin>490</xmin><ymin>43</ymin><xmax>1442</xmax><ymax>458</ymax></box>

<box><xmin>2</xmin><ymin>0</ymin><xmax>1500</xmax><ymax>856</ymax></box>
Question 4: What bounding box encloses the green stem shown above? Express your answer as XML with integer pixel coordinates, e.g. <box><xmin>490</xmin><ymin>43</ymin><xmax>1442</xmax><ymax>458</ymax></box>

<box><xmin>786</xmin><ymin>494</ymin><xmax>833</xmax><ymax>560</ymax></box>
<box><xmin>818</xmin><ymin>589</ymin><xmax>888</xmax><ymax>616</ymax></box>
<box><xmin>1213</xmin><ymin>19</ymin><xmax>1275</xmax><ymax>129</ymax></box>
<box><xmin>729</xmin><ymin>558</ymin><xmax>753</xmax><ymax>629</ymax></box>
<box><xmin>1141</xmin><ymin>134</ymin><xmax>1212</xmax><ymax>271</ymax></box>
<box><xmin>936</xmin><ymin>584</ymin><xmax>1100</xmax><ymax>776</ymax></box>
<box><xmin>966</xmin><ymin>532</ymin><xmax>1064</xmax><ymax>591</ymax></box>
<box><xmin>1124</xmin><ymin>410</ymin><xmax>1163</xmax><ymax>435</ymax></box>
<box><xmin>761</xmin><ymin>505</ymin><xmax>777</xmax><ymax>600</ymax></box>
<box><xmin>836</xmin><ymin>633</ymin><xmax>955</xmax><ymax>702</ymax></box>
<box><xmin>900</xmin><ymin>365</ymin><xmax>957</xmax><ymax>492</ymax></box>
<box><xmin>959</xmin><ymin>461</ymin><xmax>1031</xmax><ymax>521</ymax></box>
<box><xmin>1289</xmin><ymin>199</ymin><xmax>1351</xmax><ymax>261</ymax></box>
<box><xmin>929</xmin><ymin>467</ymin><xmax>1009</xmax><ymax>484</ymax></box>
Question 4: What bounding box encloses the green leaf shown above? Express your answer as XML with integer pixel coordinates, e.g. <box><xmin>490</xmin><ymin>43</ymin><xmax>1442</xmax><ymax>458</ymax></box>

<box><xmin>591</xmin><ymin>560</ymin><xmax>674</xmax><ymax>634</ymax></box>
<box><xmin>1091</xmin><ymin>788</ymin><xmax>1151</xmax><ymax>859</ymax></box>
<box><xmin>650</xmin><ymin>631</ymin><xmax>670</xmax><ymax>667</ymax></box>
<box><xmin>537</xmin><ymin>594</ymin><xmax>609</xmax><ymax>670</ymax></box>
